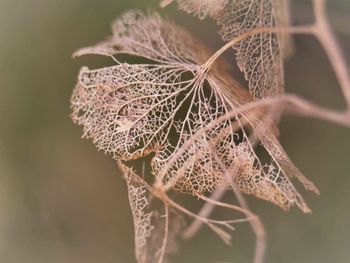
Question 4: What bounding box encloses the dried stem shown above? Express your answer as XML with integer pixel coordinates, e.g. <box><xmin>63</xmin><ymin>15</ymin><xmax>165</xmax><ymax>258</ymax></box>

<box><xmin>158</xmin><ymin>189</ymin><xmax>252</xmax><ymax>244</ymax></box>
<box><xmin>202</xmin><ymin>26</ymin><xmax>314</xmax><ymax>72</ymax></box>
<box><xmin>199</xmin><ymin>194</ymin><xmax>265</xmax><ymax>263</ymax></box>
<box><xmin>312</xmin><ymin>0</ymin><xmax>350</xmax><ymax>107</ymax></box>
<box><xmin>182</xmin><ymin>186</ymin><xmax>227</xmax><ymax>239</ymax></box>
<box><xmin>231</xmin><ymin>188</ymin><xmax>265</xmax><ymax>263</ymax></box>
<box><xmin>212</xmin><ymin>150</ymin><xmax>266</xmax><ymax>263</ymax></box>
<box><xmin>157</xmin><ymin>202</ymin><xmax>169</xmax><ymax>263</ymax></box>
<box><xmin>127</xmin><ymin>168</ymin><xmax>252</xmax><ymax>245</ymax></box>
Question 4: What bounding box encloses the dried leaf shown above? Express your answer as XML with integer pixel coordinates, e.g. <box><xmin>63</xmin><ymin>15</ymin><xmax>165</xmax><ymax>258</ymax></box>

<box><xmin>74</xmin><ymin>10</ymin><xmax>209</xmax><ymax>65</ymax></box>
<box><xmin>217</xmin><ymin>0</ymin><xmax>293</xmax><ymax>98</ymax></box>
<box><xmin>160</xmin><ymin>0</ymin><xmax>228</xmax><ymax>19</ymax></box>
<box><xmin>71</xmin><ymin>10</ymin><xmax>316</xmax><ymax>213</ymax></box>
<box><xmin>162</xmin><ymin>0</ymin><xmax>293</xmax><ymax>99</ymax></box>
<box><xmin>119</xmin><ymin>162</ymin><xmax>183</xmax><ymax>263</ymax></box>
<box><xmin>120</xmin><ymin>163</ymin><xmax>156</xmax><ymax>262</ymax></box>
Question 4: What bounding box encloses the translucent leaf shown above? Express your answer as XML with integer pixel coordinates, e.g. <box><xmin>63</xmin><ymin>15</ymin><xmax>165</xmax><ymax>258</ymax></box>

<box><xmin>74</xmin><ymin>10</ymin><xmax>209</xmax><ymax>65</ymax></box>
<box><xmin>119</xmin><ymin>162</ymin><xmax>184</xmax><ymax>263</ymax></box>
<box><xmin>120</xmin><ymin>163</ymin><xmax>156</xmax><ymax>262</ymax></box>
<box><xmin>71</xmin><ymin>10</ymin><xmax>317</xmax><ymax>213</ymax></box>
<box><xmin>160</xmin><ymin>0</ymin><xmax>228</xmax><ymax>19</ymax></box>
<box><xmin>217</xmin><ymin>0</ymin><xmax>293</xmax><ymax>98</ymax></box>
<box><xmin>161</xmin><ymin>0</ymin><xmax>293</xmax><ymax>99</ymax></box>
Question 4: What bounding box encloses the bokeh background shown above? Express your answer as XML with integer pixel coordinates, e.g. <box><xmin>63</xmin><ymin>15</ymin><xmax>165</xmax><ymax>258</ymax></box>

<box><xmin>0</xmin><ymin>0</ymin><xmax>350</xmax><ymax>262</ymax></box>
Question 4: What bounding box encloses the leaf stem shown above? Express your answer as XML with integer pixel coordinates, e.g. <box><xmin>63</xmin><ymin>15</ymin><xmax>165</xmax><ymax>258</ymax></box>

<box><xmin>312</xmin><ymin>0</ymin><xmax>350</xmax><ymax>107</ymax></box>
<box><xmin>182</xmin><ymin>186</ymin><xmax>227</xmax><ymax>239</ymax></box>
<box><xmin>202</xmin><ymin>26</ymin><xmax>314</xmax><ymax>72</ymax></box>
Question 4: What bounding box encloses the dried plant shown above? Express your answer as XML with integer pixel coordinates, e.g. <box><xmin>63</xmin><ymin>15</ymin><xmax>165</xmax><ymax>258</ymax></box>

<box><xmin>70</xmin><ymin>0</ymin><xmax>350</xmax><ymax>262</ymax></box>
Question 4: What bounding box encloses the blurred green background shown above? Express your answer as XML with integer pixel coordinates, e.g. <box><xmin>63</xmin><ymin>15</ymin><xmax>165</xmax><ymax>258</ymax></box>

<box><xmin>0</xmin><ymin>0</ymin><xmax>349</xmax><ymax>262</ymax></box>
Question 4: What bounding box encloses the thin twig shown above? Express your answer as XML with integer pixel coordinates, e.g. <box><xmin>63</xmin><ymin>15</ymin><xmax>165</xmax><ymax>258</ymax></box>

<box><xmin>202</xmin><ymin>25</ymin><xmax>314</xmax><ymax>72</ymax></box>
<box><xmin>211</xmin><ymin>150</ymin><xmax>266</xmax><ymax>263</ymax></box>
<box><xmin>312</xmin><ymin>0</ymin><xmax>350</xmax><ymax>107</ymax></box>
<box><xmin>157</xmin><ymin>202</ymin><xmax>169</xmax><ymax>263</ymax></box>
<box><xmin>124</xmin><ymin>164</ymin><xmax>252</xmax><ymax>244</ymax></box>
<box><xmin>182</xmin><ymin>186</ymin><xmax>227</xmax><ymax>239</ymax></box>
<box><xmin>231</xmin><ymin>187</ymin><xmax>265</xmax><ymax>263</ymax></box>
